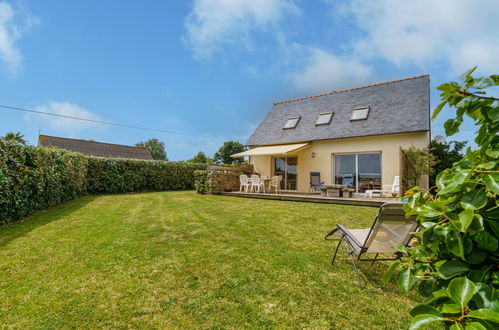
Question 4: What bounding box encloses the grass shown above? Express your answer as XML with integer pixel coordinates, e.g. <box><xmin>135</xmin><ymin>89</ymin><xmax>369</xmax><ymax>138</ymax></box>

<box><xmin>0</xmin><ymin>191</ymin><xmax>420</xmax><ymax>328</ymax></box>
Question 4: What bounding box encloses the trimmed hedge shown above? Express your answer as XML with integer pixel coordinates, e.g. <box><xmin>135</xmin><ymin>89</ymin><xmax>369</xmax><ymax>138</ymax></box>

<box><xmin>0</xmin><ymin>140</ymin><xmax>206</xmax><ymax>225</ymax></box>
<box><xmin>86</xmin><ymin>157</ymin><xmax>206</xmax><ymax>194</ymax></box>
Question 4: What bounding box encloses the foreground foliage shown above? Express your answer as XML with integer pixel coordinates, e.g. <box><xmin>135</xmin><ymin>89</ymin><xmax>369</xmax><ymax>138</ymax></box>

<box><xmin>429</xmin><ymin>140</ymin><xmax>466</xmax><ymax>186</ymax></box>
<box><xmin>0</xmin><ymin>191</ymin><xmax>418</xmax><ymax>328</ymax></box>
<box><xmin>389</xmin><ymin>69</ymin><xmax>499</xmax><ymax>329</ymax></box>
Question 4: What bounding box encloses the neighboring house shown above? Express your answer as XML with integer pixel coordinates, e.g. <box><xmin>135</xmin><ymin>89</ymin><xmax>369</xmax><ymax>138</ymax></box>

<box><xmin>232</xmin><ymin>75</ymin><xmax>430</xmax><ymax>194</ymax></box>
<box><xmin>38</xmin><ymin>135</ymin><xmax>153</xmax><ymax>160</ymax></box>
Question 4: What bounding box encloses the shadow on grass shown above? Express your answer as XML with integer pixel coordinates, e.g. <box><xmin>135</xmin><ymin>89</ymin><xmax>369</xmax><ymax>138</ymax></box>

<box><xmin>0</xmin><ymin>195</ymin><xmax>98</xmax><ymax>248</ymax></box>
<box><xmin>329</xmin><ymin>253</ymin><xmax>422</xmax><ymax>300</ymax></box>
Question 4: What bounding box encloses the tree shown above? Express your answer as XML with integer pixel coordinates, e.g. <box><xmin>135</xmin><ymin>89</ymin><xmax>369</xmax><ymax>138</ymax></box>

<box><xmin>187</xmin><ymin>151</ymin><xmax>212</xmax><ymax>164</ymax></box>
<box><xmin>386</xmin><ymin>69</ymin><xmax>499</xmax><ymax>329</ymax></box>
<box><xmin>135</xmin><ymin>138</ymin><xmax>168</xmax><ymax>160</ymax></box>
<box><xmin>402</xmin><ymin>146</ymin><xmax>438</xmax><ymax>188</ymax></box>
<box><xmin>1</xmin><ymin>132</ymin><xmax>27</xmax><ymax>144</ymax></box>
<box><xmin>429</xmin><ymin>140</ymin><xmax>466</xmax><ymax>186</ymax></box>
<box><xmin>213</xmin><ymin>141</ymin><xmax>245</xmax><ymax>164</ymax></box>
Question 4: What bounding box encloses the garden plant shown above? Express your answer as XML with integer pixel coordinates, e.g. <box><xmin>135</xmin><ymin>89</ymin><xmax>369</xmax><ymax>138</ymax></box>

<box><xmin>385</xmin><ymin>69</ymin><xmax>499</xmax><ymax>329</ymax></box>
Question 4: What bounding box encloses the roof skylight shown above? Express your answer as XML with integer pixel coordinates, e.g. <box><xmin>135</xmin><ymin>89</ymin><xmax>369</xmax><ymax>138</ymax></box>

<box><xmin>351</xmin><ymin>106</ymin><xmax>370</xmax><ymax>121</ymax></box>
<box><xmin>283</xmin><ymin>116</ymin><xmax>300</xmax><ymax>129</ymax></box>
<box><xmin>315</xmin><ymin>112</ymin><xmax>333</xmax><ymax>126</ymax></box>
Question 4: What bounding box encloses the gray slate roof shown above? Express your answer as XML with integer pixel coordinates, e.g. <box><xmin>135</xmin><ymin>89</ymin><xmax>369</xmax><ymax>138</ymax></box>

<box><xmin>246</xmin><ymin>75</ymin><xmax>430</xmax><ymax>146</ymax></box>
<box><xmin>38</xmin><ymin>135</ymin><xmax>154</xmax><ymax>160</ymax></box>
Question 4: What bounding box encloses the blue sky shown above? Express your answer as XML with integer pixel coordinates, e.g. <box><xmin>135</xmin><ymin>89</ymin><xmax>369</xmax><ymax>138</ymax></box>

<box><xmin>0</xmin><ymin>0</ymin><xmax>498</xmax><ymax>160</ymax></box>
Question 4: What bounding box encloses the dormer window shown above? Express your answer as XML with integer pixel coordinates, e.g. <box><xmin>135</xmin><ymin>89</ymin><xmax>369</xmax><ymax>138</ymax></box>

<box><xmin>315</xmin><ymin>112</ymin><xmax>333</xmax><ymax>126</ymax></box>
<box><xmin>283</xmin><ymin>116</ymin><xmax>300</xmax><ymax>129</ymax></box>
<box><xmin>351</xmin><ymin>106</ymin><xmax>370</xmax><ymax>121</ymax></box>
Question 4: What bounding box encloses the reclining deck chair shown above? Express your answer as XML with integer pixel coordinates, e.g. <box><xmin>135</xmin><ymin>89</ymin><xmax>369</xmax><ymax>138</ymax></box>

<box><xmin>324</xmin><ymin>202</ymin><xmax>417</xmax><ymax>290</ymax></box>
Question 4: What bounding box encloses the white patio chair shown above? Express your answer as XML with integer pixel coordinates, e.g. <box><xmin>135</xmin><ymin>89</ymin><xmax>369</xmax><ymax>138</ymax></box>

<box><xmin>325</xmin><ymin>202</ymin><xmax>417</xmax><ymax>289</ymax></box>
<box><xmin>269</xmin><ymin>175</ymin><xmax>282</xmax><ymax>194</ymax></box>
<box><xmin>239</xmin><ymin>174</ymin><xmax>250</xmax><ymax>192</ymax></box>
<box><xmin>366</xmin><ymin>176</ymin><xmax>400</xmax><ymax>198</ymax></box>
<box><xmin>250</xmin><ymin>175</ymin><xmax>265</xmax><ymax>193</ymax></box>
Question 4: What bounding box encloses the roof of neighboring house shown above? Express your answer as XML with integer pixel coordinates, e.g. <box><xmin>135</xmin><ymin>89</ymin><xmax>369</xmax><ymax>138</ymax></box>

<box><xmin>246</xmin><ymin>75</ymin><xmax>430</xmax><ymax>146</ymax></box>
<box><xmin>38</xmin><ymin>135</ymin><xmax>154</xmax><ymax>160</ymax></box>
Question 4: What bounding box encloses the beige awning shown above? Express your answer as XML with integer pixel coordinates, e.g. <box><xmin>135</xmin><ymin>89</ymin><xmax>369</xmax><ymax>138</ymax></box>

<box><xmin>231</xmin><ymin>143</ymin><xmax>310</xmax><ymax>158</ymax></box>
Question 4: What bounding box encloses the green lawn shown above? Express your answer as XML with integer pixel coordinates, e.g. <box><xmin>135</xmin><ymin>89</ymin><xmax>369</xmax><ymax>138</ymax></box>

<box><xmin>0</xmin><ymin>191</ymin><xmax>420</xmax><ymax>328</ymax></box>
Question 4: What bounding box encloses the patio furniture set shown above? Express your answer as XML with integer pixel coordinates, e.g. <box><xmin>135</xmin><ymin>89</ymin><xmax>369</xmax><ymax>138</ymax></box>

<box><xmin>239</xmin><ymin>174</ymin><xmax>282</xmax><ymax>193</ymax></box>
<box><xmin>310</xmin><ymin>172</ymin><xmax>400</xmax><ymax>199</ymax></box>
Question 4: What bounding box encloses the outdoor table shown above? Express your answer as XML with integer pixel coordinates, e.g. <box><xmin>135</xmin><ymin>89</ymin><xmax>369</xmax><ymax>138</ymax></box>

<box><xmin>342</xmin><ymin>188</ymin><xmax>355</xmax><ymax>198</ymax></box>
<box><xmin>319</xmin><ymin>185</ymin><xmax>347</xmax><ymax>197</ymax></box>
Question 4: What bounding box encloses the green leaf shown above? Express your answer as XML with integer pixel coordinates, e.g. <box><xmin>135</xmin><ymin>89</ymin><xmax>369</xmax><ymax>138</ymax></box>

<box><xmin>432</xmin><ymin>101</ymin><xmax>446</xmax><ymax>120</ymax></box>
<box><xmin>459</xmin><ymin>67</ymin><xmax>477</xmax><ymax>81</ymax></box>
<box><xmin>448</xmin><ymin>277</ymin><xmax>477</xmax><ymax>311</ymax></box>
<box><xmin>441</xmin><ymin>303</ymin><xmax>462</xmax><ymax>314</ymax></box>
<box><xmin>418</xmin><ymin>279</ymin><xmax>436</xmax><ymax>297</ymax></box>
<box><xmin>467</xmin><ymin>309</ymin><xmax>499</xmax><ymax>323</ymax></box>
<box><xmin>475</xmin><ymin>285</ymin><xmax>499</xmax><ymax>312</ymax></box>
<box><xmin>474</xmin><ymin>231</ymin><xmax>498</xmax><ymax>252</ymax></box>
<box><xmin>456</xmin><ymin>209</ymin><xmax>475</xmax><ymax>232</ymax></box>
<box><xmin>486</xmin><ymin>147</ymin><xmax>499</xmax><ymax>159</ymax></box>
<box><xmin>438</xmin><ymin>83</ymin><xmax>457</xmax><ymax>92</ymax></box>
<box><xmin>464</xmin><ymin>322</ymin><xmax>487</xmax><ymax>330</ymax></box>
<box><xmin>410</xmin><ymin>304</ymin><xmax>443</xmax><ymax>317</ymax></box>
<box><xmin>438</xmin><ymin>260</ymin><xmax>469</xmax><ymax>279</ymax></box>
<box><xmin>467</xmin><ymin>248</ymin><xmax>487</xmax><ymax>265</ymax></box>
<box><xmin>397</xmin><ymin>267</ymin><xmax>414</xmax><ymax>293</ymax></box>
<box><xmin>444</xmin><ymin>118</ymin><xmax>462</xmax><ymax>136</ymax></box>
<box><xmin>449</xmin><ymin>323</ymin><xmax>464</xmax><ymax>330</ymax></box>
<box><xmin>482</xmin><ymin>173</ymin><xmax>499</xmax><ymax>194</ymax></box>
<box><xmin>460</xmin><ymin>190</ymin><xmax>487</xmax><ymax>210</ymax></box>
<box><xmin>473</xmin><ymin>77</ymin><xmax>495</xmax><ymax>89</ymax></box>
<box><xmin>409</xmin><ymin>314</ymin><xmax>443</xmax><ymax>330</ymax></box>
<box><xmin>446</xmin><ymin>231</ymin><xmax>465</xmax><ymax>259</ymax></box>
<box><xmin>383</xmin><ymin>261</ymin><xmax>400</xmax><ymax>283</ymax></box>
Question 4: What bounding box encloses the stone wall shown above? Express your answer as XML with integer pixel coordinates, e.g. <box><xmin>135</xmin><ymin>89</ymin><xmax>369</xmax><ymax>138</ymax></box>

<box><xmin>206</xmin><ymin>163</ymin><xmax>254</xmax><ymax>193</ymax></box>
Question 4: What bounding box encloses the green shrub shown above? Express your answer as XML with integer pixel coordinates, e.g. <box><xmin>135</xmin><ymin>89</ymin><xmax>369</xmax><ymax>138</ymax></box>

<box><xmin>387</xmin><ymin>69</ymin><xmax>499</xmax><ymax>329</ymax></box>
<box><xmin>85</xmin><ymin>157</ymin><xmax>205</xmax><ymax>194</ymax></box>
<box><xmin>194</xmin><ymin>170</ymin><xmax>208</xmax><ymax>194</ymax></box>
<box><xmin>0</xmin><ymin>141</ymin><xmax>205</xmax><ymax>224</ymax></box>
<box><xmin>0</xmin><ymin>140</ymin><xmax>88</xmax><ymax>224</ymax></box>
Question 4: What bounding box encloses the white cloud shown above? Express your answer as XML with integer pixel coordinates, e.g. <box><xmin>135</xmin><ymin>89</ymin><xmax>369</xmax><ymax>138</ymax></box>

<box><xmin>337</xmin><ymin>0</ymin><xmax>499</xmax><ymax>74</ymax></box>
<box><xmin>25</xmin><ymin>102</ymin><xmax>103</xmax><ymax>133</ymax></box>
<box><xmin>0</xmin><ymin>1</ymin><xmax>39</xmax><ymax>73</ymax></box>
<box><xmin>0</xmin><ymin>2</ymin><xmax>21</xmax><ymax>72</ymax></box>
<box><xmin>288</xmin><ymin>46</ymin><xmax>373</xmax><ymax>93</ymax></box>
<box><xmin>183</xmin><ymin>0</ymin><xmax>299</xmax><ymax>58</ymax></box>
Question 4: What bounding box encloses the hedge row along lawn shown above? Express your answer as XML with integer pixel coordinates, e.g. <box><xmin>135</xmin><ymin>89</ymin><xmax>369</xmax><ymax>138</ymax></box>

<box><xmin>0</xmin><ymin>140</ymin><xmax>206</xmax><ymax>224</ymax></box>
<box><xmin>0</xmin><ymin>191</ymin><xmax>421</xmax><ymax>328</ymax></box>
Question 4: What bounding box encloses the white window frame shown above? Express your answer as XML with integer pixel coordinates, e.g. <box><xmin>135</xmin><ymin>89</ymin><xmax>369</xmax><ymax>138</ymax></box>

<box><xmin>315</xmin><ymin>112</ymin><xmax>334</xmax><ymax>126</ymax></box>
<box><xmin>283</xmin><ymin>116</ymin><xmax>300</xmax><ymax>129</ymax></box>
<box><xmin>350</xmin><ymin>106</ymin><xmax>370</xmax><ymax>121</ymax></box>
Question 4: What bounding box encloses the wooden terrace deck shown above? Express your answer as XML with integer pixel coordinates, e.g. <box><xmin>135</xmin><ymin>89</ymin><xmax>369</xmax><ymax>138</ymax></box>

<box><xmin>217</xmin><ymin>191</ymin><xmax>396</xmax><ymax>207</ymax></box>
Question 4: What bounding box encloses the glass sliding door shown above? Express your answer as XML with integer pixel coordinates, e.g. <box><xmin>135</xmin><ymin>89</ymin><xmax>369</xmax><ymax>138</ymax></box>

<box><xmin>358</xmin><ymin>153</ymin><xmax>381</xmax><ymax>193</ymax></box>
<box><xmin>334</xmin><ymin>154</ymin><xmax>356</xmax><ymax>190</ymax></box>
<box><xmin>274</xmin><ymin>156</ymin><xmax>298</xmax><ymax>190</ymax></box>
<box><xmin>333</xmin><ymin>153</ymin><xmax>381</xmax><ymax>193</ymax></box>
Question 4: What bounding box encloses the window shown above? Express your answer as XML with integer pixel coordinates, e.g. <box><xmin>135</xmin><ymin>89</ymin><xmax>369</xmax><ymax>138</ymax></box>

<box><xmin>351</xmin><ymin>106</ymin><xmax>370</xmax><ymax>121</ymax></box>
<box><xmin>283</xmin><ymin>116</ymin><xmax>300</xmax><ymax>129</ymax></box>
<box><xmin>315</xmin><ymin>112</ymin><xmax>333</xmax><ymax>125</ymax></box>
<box><xmin>333</xmin><ymin>153</ymin><xmax>381</xmax><ymax>193</ymax></box>
<box><xmin>274</xmin><ymin>157</ymin><xmax>298</xmax><ymax>190</ymax></box>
